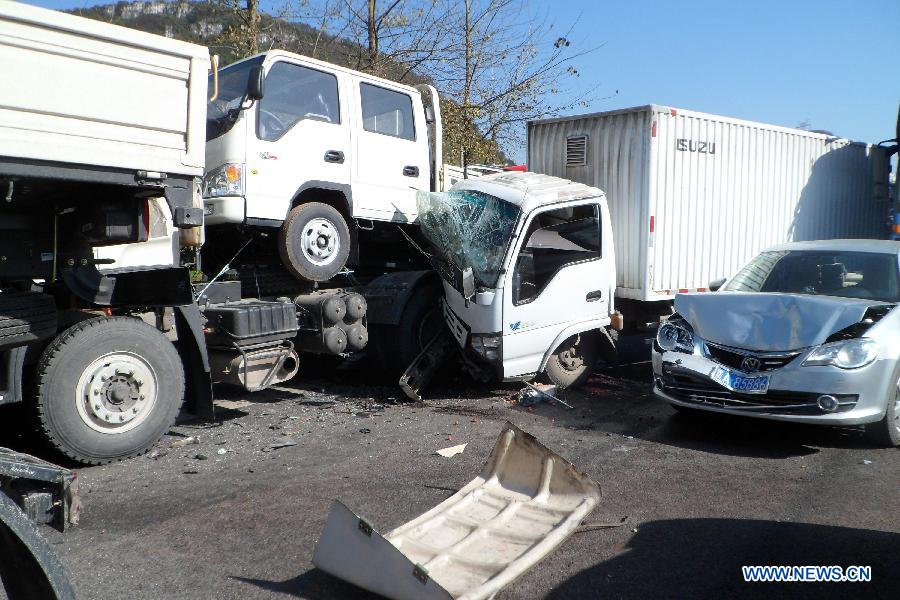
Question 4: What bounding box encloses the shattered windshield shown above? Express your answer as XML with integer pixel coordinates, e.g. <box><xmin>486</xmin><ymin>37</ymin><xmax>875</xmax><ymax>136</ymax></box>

<box><xmin>724</xmin><ymin>250</ymin><xmax>900</xmax><ymax>303</ymax></box>
<box><xmin>417</xmin><ymin>190</ymin><xmax>520</xmax><ymax>288</ymax></box>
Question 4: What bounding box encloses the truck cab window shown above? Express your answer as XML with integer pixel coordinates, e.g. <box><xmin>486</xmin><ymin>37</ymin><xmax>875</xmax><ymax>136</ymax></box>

<box><xmin>360</xmin><ymin>83</ymin><xmax>416</xmax><ymax>141</ymax></box>
<box><xmin>257</xmin><ymin>62</ymin><xmax>340</xmax><ymax>141</ymax></box>
<box><xmin>513</xmin><ymin>204</ymin><xmax>601</xmax><ymax>304</ymax></box>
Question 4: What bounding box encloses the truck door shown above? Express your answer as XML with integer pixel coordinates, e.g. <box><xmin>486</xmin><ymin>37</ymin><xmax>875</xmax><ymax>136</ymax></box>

<box><xmin>501</xmin><ymin>201</ymin><xmax>612</xmax><ymax>378</ymax></box>
<box><xmin>353</xmin><ymin>82</ymin><xmax>428</xmax><ymax>222</ymax></box>
<box><xmin>244</xmin><ymin>60</ymin><xmax>350</xmax><ymax>221</ymax></box>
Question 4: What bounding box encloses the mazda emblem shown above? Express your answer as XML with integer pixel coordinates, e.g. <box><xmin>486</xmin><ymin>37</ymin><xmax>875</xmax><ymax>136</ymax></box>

<box><xmin>740</xmin><ymin>356</ymin><xmax>762</xmax><ymax>373</ymax></box>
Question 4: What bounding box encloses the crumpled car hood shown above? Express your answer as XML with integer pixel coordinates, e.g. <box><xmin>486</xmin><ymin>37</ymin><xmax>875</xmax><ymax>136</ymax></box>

<box><xmin>675</xmin><ymin>292</ymin><xmax>892</xmax><ymax>352</ymax></box>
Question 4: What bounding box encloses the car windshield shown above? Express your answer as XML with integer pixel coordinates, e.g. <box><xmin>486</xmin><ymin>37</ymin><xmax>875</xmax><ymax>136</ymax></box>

<box><xmin>724</xmin><ymin>249</ymin><xmax>900</xmax><ymax>303</ymax></box>
<box><xmin>207</xmin><ymin>57</ymin><xmax>263</xmax><ymax>123</ymax></box>
<box><xmin>417</xmin><ymin>189</ymin><xmax>520</xmax><ymax>288</ymax></box>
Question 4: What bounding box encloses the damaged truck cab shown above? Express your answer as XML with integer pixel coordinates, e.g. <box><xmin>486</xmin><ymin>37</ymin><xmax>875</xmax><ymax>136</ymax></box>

<box><xmin>420</xmin><ymin>173</ymin><xmax>618</xmax><ymax>389</ymax></box>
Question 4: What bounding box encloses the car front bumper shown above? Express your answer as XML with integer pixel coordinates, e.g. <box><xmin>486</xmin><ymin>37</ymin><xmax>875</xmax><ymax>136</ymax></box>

<box><xmin>651</xmin><ymin>344</ymin><xmax>896</xmax><ymax>426</ymax></box>
<box><xmin>202</xmin><ymin>196</ymin><xmax>245</xmax><ymax>225</ymax></box>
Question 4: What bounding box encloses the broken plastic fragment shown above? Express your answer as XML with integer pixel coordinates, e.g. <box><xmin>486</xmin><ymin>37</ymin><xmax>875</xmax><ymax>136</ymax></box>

<box><xmin>435</xmin><ymin>443</ymin><xmax>467</xmax><ymax>457</ymax></box>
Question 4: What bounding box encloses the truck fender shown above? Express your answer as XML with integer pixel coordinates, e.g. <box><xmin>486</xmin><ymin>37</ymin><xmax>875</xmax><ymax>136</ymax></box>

<box><xmin>0</xmin><ymin>492</ymin><xmax>76</xmax><ymax>600</ymax></box>
<box><xmin>538</xmin><ymin>319</ymin><xmax>616</xmax><ymax>373</ymax></box>
<box><xmin>174</xmin><ymin>304</ymin><xmax>214</xmax><ymax>419</ymax></box>
<box><xmin>363</xmin><ymin>270</ymin><xmax>441</xmax><ymax>326</ymax></box>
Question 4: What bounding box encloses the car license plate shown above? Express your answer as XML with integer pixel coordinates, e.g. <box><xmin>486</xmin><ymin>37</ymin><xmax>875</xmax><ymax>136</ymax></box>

<box><xmin>709</xmin><ymin>366</ymin><xmax>769</xmax><ymax>394</ymax></box>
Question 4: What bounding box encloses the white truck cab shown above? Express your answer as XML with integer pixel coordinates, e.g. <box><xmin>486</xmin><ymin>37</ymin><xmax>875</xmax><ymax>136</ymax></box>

<box><xmin>203</xmin><ymin>50</ymin><xmax>442</xmax><ymax>281</ymax></box>
<box><xmin>419</xmin><ymin>172</ymin><xmax>618</xmax><ymax>388</ymax></box>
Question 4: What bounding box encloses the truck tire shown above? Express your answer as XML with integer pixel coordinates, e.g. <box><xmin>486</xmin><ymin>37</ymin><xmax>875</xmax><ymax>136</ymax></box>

<box><xmin>544</xmin><ymin>333</ymin><xmax>599</xmax><ymax>389</ymax></box>
<box><xmin>370</xmin><ymin>281</ymin><xmax>443</xmax><ymax>379</ymax></box>
<box><xmin>278</xmin><ymin>202</ymin><xmax>351</xmax><ymax>282</ymax></box>
<box><xmin>865</xmin><ymin>374</ymin><xmax>900</xmax><ymax>447</ymax></box>
<box><xmin>33</xmin><ymin>317</ymin><xmax>185</xmax><ymax>465</ymax></box>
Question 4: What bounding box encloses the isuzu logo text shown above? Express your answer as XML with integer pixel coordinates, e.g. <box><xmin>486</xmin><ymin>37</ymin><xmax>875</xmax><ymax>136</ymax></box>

<box><xmin>676</xmin><ymin>139</ymin><xmax>716</xmax><ymax>154</ymax></box>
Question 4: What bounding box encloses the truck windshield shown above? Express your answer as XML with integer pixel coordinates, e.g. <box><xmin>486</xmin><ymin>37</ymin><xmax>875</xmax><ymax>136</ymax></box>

<box><xmin>417</xmin><ymin>190</ymin><xmax>520</xmax><ymax>288</ymax></box>
<box><xmin>724</xmin><ymin>250</ymin><xmax>900</xmax><ymax>303</ymax></box>
<box><xmin>207</xmin><ymin>57</ymin><xmax>264</xmax><ymax>137</ymax></box>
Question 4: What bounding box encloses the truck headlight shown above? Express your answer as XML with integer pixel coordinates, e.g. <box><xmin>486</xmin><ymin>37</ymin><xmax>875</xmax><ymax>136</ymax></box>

<box><xmin>203</xmin><ymin>163</ymin><xmax>244</xmax><ymax>198</ymax></box>
<box><xmin>471</xmin><ymin>334</ymin><xmax>502</xmax><ymax>361</ymax></box>
<box><xmin>802</xmin><ymin>339</ymin><xmax>878</xmax><ymax>369</ymax></box>
<box><xmin>656</xmin><ymin>321</ymin><xmax>694</xmax><ymax>353</ymax></box>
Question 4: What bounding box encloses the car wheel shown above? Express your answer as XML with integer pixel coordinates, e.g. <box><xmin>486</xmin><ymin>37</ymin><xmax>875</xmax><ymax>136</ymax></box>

<box><xmin>34</xmin><ymin>317</ymin><xmax>185</xmax><ymax>465</ymax></box>
<box><xmin>545</xmin><ymin>333</ymin><xmax>599</xmax><ymax>390</ymax></box>
<box><xmin>865</xmin><ymin>375</ymin><xmax>900</xmax><ymax>448</ymax></box>
<box><xmin>278</xmin><ymin>202</ymin><xmax>351</xmax><ymax>282</ymax></box>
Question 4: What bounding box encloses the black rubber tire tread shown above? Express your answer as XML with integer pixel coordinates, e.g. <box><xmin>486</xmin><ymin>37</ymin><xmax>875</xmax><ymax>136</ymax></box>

<box><xmin>864</xmin><ymin>372</ymin><xmax>900</xmax><ymax>448</ymax></box>
<box><xmin>33</xmin><ymin>316</ymin><xmax>185</xmax><ymax>465</ymax></box>
<box><xmin>0</xmin><ymin>291</ymin><xmax>57</xmax><ymax>349</ymax></box>
<box><xmin>278</xmin><ymin>202</ymin><xmax>351</xmax><ymax>282</ymax></box>
<box><xmin>370</xmin><ymin>281</ymin><xmax>442</xmax><ymax>379</ymax></box>
<box><xmin>544</xmin><ymin>333</ymin><xmax>600</xmax><ymax>390</ymax></box>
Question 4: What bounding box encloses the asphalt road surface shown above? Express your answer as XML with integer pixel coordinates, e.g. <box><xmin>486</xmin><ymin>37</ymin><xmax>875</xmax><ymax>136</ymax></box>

<box><xmin>2</xmin><ymin>357</ymin><xmax>898</xmax><ymax>600</ymax></box>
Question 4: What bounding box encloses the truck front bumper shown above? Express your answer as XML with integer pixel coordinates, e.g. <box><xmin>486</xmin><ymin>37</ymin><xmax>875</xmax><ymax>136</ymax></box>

<box><xmin>203</xmin><ymin>196</ymin><xmax>244</xmax><ymax>225</ymax></box>
<box><xmin>651</xmin><ymin>345</ymin><xmax>895</xmax><ymax>426</ymax></box>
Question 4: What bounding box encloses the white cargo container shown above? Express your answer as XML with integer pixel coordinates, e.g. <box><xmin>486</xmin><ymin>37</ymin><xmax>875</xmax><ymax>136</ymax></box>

<box><xmin>527</xmin><ymin>105</ymin><xmax>889</xmax><ymax>311</ymax></box>
<box><xmin>0</xmin><ymin>0</ymin><xmax>209</xmax><ymax>177</ymax></box>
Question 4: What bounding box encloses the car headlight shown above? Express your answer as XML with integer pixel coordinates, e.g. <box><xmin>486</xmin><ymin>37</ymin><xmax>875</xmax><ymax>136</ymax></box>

<box><xmin>203</xmin><ymin>163</ymin><xmax>244</xmax><ymax>198</ymax></box>
<box><xmin>657</xmin><ymin>321</ymin><xmax>694</xmax><ymax>353</ymax></box>
<box><xmin>802</xmin><ymin>339</ymin><xmax>878</xmax><ymax>369</ymax></box>
<box><xmin>471</xmin><ymin>334</ymin><xmax>502</xmax><ymax>361</ymax></box>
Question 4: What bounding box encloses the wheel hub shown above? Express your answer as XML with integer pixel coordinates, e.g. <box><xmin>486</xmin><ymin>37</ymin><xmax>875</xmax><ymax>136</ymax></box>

<box><xmin>302</xmin><ymin>218</ymin><xmax>340</xmax><ymax>265</ymax></box>
<box><xmin>76</xmin><ymin>353</ymin><xmax>158</xmax><ymax>434</ymax></box>
<box><xmin>559</xmin><ymin>346</ymin><xmax>584</xmax><ymax>372</ymax></box>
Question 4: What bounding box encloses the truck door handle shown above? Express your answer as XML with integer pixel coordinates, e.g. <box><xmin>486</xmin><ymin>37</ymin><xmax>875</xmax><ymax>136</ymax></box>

<box><xmin>403</xmin><ymin>166</ymin><xmax>419</xmax><ymax>177</ymax></box>
<box><xmin>324</xmin><ymin>150</ymin><xmax>344</xmax><ymax>164</ymax></box>
<box><xmin>586</xmin><ymin>290</ymin><xmax>603</xmax><ymax>302</ymax></box>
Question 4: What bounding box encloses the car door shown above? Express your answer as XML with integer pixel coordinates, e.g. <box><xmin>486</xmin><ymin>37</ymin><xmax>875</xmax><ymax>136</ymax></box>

<box><xmin>352</xmin><ymin>81</ymin><xmax>427</xmax><ymax>223</ymax></box>
<box><xmin>244</xmin><ymin>60</ymin><xmax>350</xmax><ymax>222</ymax></box>
<box><xmin>501</xmin><ymin>201</ymin><xmax>612</xmax><ymax>378</ymax></box>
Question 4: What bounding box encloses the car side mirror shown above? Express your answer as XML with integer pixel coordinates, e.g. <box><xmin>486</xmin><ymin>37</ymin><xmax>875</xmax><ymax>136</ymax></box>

<box><xmin>462</xmin><ymin>267</ymin><xmax>476</xmax><ymax>301</ymax></box>
<box><xmin>709</xmin><ymin>277</ymin><xmax>726</xmax><ymax>292</ymax></box>
<box><xmin>247</xmin><ymin>65</ymin><xmax>265</xmax><ymax>101</ymax></box>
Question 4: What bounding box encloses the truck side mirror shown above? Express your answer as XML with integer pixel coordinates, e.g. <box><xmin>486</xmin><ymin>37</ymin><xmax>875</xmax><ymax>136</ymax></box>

<box><xmin>247</xmin><ymin>65</ymin><xmax>265</xmax><ymax>101</ymax></box>
<box><xmin>708</xmin><ymin>277</ymin><xmax>726</xmax><ymax>292</ymax></box>
<box><xmin>424</xmin><ymin>105</ymin><xmax>435</xmax><ymax>124</ymax></box>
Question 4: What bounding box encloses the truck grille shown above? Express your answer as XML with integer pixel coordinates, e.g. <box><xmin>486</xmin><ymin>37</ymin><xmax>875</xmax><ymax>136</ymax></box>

<box><xmin>704</xmin><ymin>342</ymin><xmax>800</xmax><ymax>372</ymax></box>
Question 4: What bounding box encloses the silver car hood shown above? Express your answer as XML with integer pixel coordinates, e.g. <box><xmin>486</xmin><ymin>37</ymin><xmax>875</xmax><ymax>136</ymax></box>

<box><xmin>675</xmin><ymin>292</ymin><xmax>891</xmax><ymax>352</ymax></box>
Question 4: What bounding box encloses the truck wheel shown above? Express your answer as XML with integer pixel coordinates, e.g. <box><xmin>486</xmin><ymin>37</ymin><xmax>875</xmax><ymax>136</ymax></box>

<box><xmin>544</xmin><ymin>333</ymin><xmax>599</xmax><ymax>389</ymax></box>
<box><xmin>278</xmin><ymin>202</ymin><xmax>351</xmax><ymax>282</ymax></box>
<box><xmin>34</xmin><ymin>317</ymin><xmax>185</xmax><ymax>465</ymax></box>
<box><xmin>371</xmin><ymin>281</ymin><xmax>443</xmax><ymax>379</ymax></box>
<box><xmin>865</xmin><ymin>375</ymin><xmax>900</xmax><ymax>447</ymax></box>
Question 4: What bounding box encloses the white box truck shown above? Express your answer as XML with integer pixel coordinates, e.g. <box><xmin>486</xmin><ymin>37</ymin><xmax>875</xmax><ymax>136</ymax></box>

<box><xmin>527</xmin><ymin>104</ymin><xmax>890</xmax><ymax>329</ymax></box>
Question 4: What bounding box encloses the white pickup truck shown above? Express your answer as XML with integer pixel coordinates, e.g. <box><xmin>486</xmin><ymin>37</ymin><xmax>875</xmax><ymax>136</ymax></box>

<box><xmin>203</xmin><ymin>51</ymin><xmax>443</xmax><ymax>281</ymax></box>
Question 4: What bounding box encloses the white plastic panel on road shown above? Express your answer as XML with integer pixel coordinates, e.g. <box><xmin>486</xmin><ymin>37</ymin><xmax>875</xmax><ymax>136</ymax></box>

<box><xmin>528</xmin><ymin>105</ymin><xmax>889</xmax><ymax>301</ymax></box>
<box><xmin>312</xmin><ymin>422</ymin><xmax>601</xmax><ymax>600</ymax></box>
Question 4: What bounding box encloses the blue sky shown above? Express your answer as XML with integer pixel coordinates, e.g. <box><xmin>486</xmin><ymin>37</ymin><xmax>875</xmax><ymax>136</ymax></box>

<box><xmin>27</xmin><ymin>0</ymin><xmax>900</xmax><ymax>151</ymax></box>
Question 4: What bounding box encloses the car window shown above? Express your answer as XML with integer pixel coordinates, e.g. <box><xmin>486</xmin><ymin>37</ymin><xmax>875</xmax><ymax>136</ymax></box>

<box><xmin>257</xmin><ymin>62</ymin><xmax>340</xmax><ymax>141</ymax></box>
<box><xmin>724</xmin><ymin>250</ymin><xmax>900</xmax><ymax>302</ymax></box>
<box><xmin>360</xmin><ymin>83</ymin><xmax>415</xmax><ymax>141</ymax></box>
<box><xmin>513</xmin><ymin>204</ymin><xmax>601</xmax><ymax>304</ymax></box>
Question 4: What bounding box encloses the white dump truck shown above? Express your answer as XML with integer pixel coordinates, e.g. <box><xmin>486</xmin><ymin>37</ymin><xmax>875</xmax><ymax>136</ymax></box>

<box><xmin>0</xmin><ymin>3</ymin><xmax>620</xmax><ymax>464</ymax></box>
<box><xmin>528</xmin><ymin>105</ymin><xmax>891</xmax><ymax>330</ymax></box>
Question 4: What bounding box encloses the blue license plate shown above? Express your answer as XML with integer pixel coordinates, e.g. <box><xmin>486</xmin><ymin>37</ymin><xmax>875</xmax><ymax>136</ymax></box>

<box><xmin>709</xmin><ymin>366</ymin><xmax>769</xmax><ymax>394</ymax></box>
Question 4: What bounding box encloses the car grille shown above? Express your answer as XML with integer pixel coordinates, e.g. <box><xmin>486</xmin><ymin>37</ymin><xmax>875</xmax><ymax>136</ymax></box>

<box><xmin>658</xmin><ymin>368</ymin><xmax>857</xmax><ymax>414</ymax></box>
<box><xmin>704</xmin><ymin>342</ymin><xmax>800</xmax><ymax>372</ymax></box>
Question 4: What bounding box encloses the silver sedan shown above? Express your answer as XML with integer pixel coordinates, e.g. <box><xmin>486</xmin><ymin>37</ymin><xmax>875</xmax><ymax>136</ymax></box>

<box><xmin>652</xmin><ymin>240</ymin><xmax>900</xmax><ymax>446</ymax></box>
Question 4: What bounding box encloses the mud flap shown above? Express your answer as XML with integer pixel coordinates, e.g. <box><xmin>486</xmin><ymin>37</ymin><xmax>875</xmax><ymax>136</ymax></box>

<box><xmin>313</xmin><ymin>422</ymin><xmax>601</xmax><ymax>600</ymax></box>
<box><xmin>399</xmin><ymin>328</ymin><xmax>456</xmax><ymax>401</ymax></box>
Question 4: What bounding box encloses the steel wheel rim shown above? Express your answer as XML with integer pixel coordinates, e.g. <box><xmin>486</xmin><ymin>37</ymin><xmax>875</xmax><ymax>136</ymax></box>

<box><xmin>559</xmin><ymin>344</ymin><xmax>584</xmax><ymax>372</ymax></box>
<box><xmin>302</xmin><ymin>217</ymin><xmax>340</xmax><ymax>266</ymax></box>
<box><xmin>75</xmin><ymin>352</ymin><xmax>159</xmax><ymax>434</ymax></box>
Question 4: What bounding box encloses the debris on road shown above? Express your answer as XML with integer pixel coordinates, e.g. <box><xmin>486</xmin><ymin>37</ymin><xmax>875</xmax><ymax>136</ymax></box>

<box><xmin>194</xmin><ymin>454</ymin><xmax>208</xmax><ymax>461</ymax></box>
<box><xmin>262</xmin><ymin>440</ymin><xmax>297</xmax><ymax>452</ymax></box>
<box><xmin>435</xmin><ymin>443</ymin><xmax>467</xmax><ymax>458</ymax></box>
<box><xmin>217</xmin><ymin>448</ymin><xmax>227</xmax><ymax>456</ymax></box>
<box><xmin>170</xmin><ymin>436</ymin><xmax>200</xmax><ymax>449</ymax></box>
<box><xmin>313</xmin><ymin>422</ymin><xmax>601</xmax><ymax>600</ymax></box>
<box><xmin>576</xmin><ymin>516</ymin><xmax>629</xmax><ymax>533</ymax></box>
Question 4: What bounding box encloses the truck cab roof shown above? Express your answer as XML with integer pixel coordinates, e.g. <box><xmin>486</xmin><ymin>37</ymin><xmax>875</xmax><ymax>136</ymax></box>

<box><xmin>451</xmin><ymin>171</ymin><xmax>605</xmax><ymax>214</ymax></box>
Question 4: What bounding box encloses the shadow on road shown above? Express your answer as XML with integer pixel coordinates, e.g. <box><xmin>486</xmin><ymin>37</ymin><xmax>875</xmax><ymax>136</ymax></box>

<box><xmin>231</xmin><ymin>568</ymin><xmax>382</xmax><ymax>600</ymax></box>
<box><xmin>548</xmin><ymin>519</ymin><xmax>899</xmax><ymax>599</ymax></box>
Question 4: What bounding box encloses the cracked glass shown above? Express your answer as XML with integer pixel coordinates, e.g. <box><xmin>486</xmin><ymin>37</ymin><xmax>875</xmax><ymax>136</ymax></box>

<box><xmin>416</xmin><ymin>190</ymin><xmax>520</xmax><ymax>287</ymax></box>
